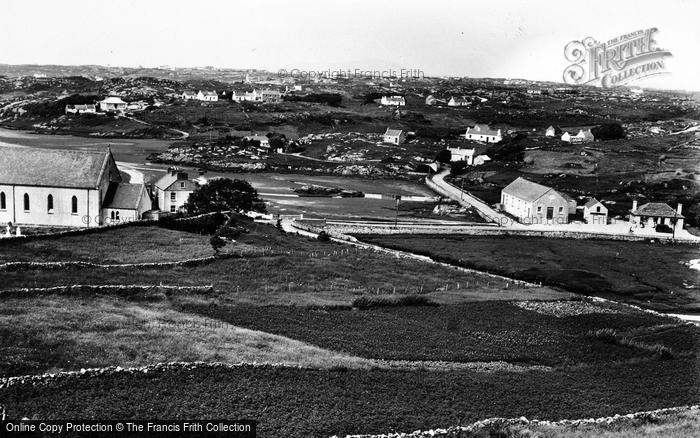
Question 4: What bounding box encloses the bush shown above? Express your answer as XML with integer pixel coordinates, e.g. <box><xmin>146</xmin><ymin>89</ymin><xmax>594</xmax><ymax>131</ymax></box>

<box><xmin>159</xmin><ymin>212</ymin><xmax>227</xmax><ymax>235</ymax></box>
<box><xmin>592</xmin><ymin>123</ymin><xmax>626</xmax><ymax>140</ymax></box>
<box><xmin>352</xmin><ymin>295</ymin><xmax>438</xmax><ymax>310</ymax></box>
<box><xmin>317</xmin><ymin>231</ymin><xmax>331</xmax><ymax>242</ymax></box>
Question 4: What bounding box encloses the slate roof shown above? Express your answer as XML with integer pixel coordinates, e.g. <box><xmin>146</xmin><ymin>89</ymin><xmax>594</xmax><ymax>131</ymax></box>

<box><xmin>103</xmin><ymin>183</ymin><xmax>146</xmax><ymax>210</ymax></box>
<box><xmin>633</xmin><ymin>202</ymin><xmax>683</xmax><ymax>218</ymax></box>
<box><xmin>384</xmin><ymin>128</ymin><xmax>404</xmax><ymax>137</ymax></box>
<box><xmin>153</xmin><ymin>171</ymin><xmax>195</xmax><ymax>191</ymax></box>
<box><xmin>584</xmin><ymin>197</ymin><xmax>604</xmax><ymax>208</ymax></box>
<box><xmin>502</xmin><ymin>177</ymin><xmax>560</xmax><ymax>202</ymax></box>
<box><xmin>0</xmin><ymin>145</ymin><xmax>112</xmax><ymax>188</ymax></box>
<box><xmin>101</xmin><ymin>96</ymin><xmax>126</xmax><ymax>104</ymax></box>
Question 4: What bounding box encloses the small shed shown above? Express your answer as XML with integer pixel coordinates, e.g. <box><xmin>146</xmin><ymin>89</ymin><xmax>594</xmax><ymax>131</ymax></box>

<box><xmin>583</xmin><ymin>198</ymin><xmax>608</xmax><ymax>225</ymax></box>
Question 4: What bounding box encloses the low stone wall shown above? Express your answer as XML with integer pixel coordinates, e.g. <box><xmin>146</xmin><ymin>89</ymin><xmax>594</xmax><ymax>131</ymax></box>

<box><xmin>324</xmin><ymin>223</ymin><xmax>700</xmax><ymax>243</ymax></box>
<box><xmin>0</xmin><ymin>284</ymin><xmax>214</xmax><ymax>298</ymax></box>
<box><xmin>0</xmin><ymin>361</ymin><xmax>301</xmax><ymax>391</ymax></box>
<box><xmin>338</xmin><ymin>405</ymin><xmax>700</xmax><ymax>438</ymax></box>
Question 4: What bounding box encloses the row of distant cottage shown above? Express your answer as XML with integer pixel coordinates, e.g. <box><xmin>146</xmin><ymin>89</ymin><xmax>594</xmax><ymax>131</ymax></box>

<box><xmin>500</xmin><ymin>176</ymin><xmax>685</xmax><ymax>233</ymax></box>
<box><xmin>0</xmin><ymin>146</ymin><xmax>198</xmax><ymax>228</ymax></box>
<box><xmin>181</xmin><ymin>89</ymin><xmax>282</xmax><ymax>103</ymax></box>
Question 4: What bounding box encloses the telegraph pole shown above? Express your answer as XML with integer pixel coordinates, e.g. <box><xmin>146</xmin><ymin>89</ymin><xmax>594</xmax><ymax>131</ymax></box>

<box><xmin>394</xmin><ymin>195</ymin><xmax>401</xmax><ymax>228</ymax></box>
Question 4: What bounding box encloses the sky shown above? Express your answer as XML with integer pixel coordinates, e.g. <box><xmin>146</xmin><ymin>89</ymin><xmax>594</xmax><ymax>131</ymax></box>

<box><xmin>1</xmin><ymin>0</ymin><xmax>698</xmax><ymax>90</ymax></box>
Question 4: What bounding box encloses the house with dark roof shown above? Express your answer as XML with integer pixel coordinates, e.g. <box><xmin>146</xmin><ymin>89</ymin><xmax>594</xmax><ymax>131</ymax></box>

<box><xmin>630</xmin><ymin>200</ymin><xmax>684</xmax><ymax>234</ymax></box>
<box><xmin>583</xmin><ymin>198</ymin><xmax>608</xmax><ymax>224</ymax></box>
<box><xmin>153</xmin><ymin>168</ymin><xmax>199</xmax><ymax>214</ymax></box>
<box><xmin>102</xmin><ymin>183</ymin><xmax>152</xmax><ymax>224</ymax></box>
<box><xmin>465</xmin><ymin>124</ymin><xmax>502</xmax><ymax>143</ymax></box>
<box><xmin>383</xmin><ymin>128</ymin><xmax>406</xmax><ymax>145</ymax></box>
<box><xmin>98</xmin><ymin>96</ymin><xmax>127</xmax><ymax>112</ymax></box>
<box><xmin>0</xmin><ymin>145</ymin><xmax>148</xmax><ymax>227</ymax></box>
<box><xmin>501</xmin><ymin>177</ymin><xmax>572</xmax><ymax>224</ymax></box>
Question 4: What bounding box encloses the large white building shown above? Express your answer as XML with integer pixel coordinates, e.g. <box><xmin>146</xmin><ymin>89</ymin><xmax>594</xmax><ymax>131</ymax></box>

<box><xmin>501</xmin><ymin>177</ymin><xmax>573</xmax><ymax>224</ymax></box>
<box><xmin>0</xmin><ymin>146</ymin><xmax>150</xmax><ymax>227</ymax></box>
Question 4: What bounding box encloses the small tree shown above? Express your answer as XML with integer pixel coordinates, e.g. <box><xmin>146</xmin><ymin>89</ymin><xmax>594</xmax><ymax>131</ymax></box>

<box><xmin>184</xmin><ymin>178</ymin><xmax>266</xmax><ymax>215</ymax></box>
<box><xmin>435</xmin><ymin>149</ymin><xmax>452</xmax><ymax>164</ymax></box>
<box><xmin>210</xmin><ymin>234</ymin><xmax>226</xmax><ymax>253</ymax></box>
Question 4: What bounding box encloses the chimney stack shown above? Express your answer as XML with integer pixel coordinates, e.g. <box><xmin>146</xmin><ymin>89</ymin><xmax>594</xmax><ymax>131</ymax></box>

<box><xmin>677</xmin><ymin>203</ymin><xmax>683</xmax><ymax>215</ymax></box>
<box><xmin>632</xmin><ymin>200</ymin><xmax>638</xmax><ymax>212</ymax></box>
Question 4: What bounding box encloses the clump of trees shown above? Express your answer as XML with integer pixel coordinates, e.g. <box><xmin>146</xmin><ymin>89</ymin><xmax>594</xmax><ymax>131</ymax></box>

<box><xmin>284</xmin><ymin>93</ymin><xmax>343</xmax><ymax>107</ymax></box>
<box><xmin>23</xmin><ymin>94</ymin><xmax>101</xmax><ymax>118</ymax></box>
<box><xmin>184</xmin><ymin>178</ymin><xmax>266</xmax><ymax>215</ymax></box>
<box><xmin>592</xmin><ymin>123</ymin><xmax>625</xmax><ymax>140</ymax></box>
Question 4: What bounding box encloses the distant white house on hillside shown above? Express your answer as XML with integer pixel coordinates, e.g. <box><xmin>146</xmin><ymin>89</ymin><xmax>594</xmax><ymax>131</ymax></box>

<box><xmin>545</xmin><ymin>125</ymin><xmax>560</xmax><ymax>137</ymax></box>
<box><xmin>465</xmin><ymin>124</ymin><xmax>502</xmax><ymax>143</ymax></box>
<box><xmin>245</xmin><ymin>134</ymin><xmax>270</xmax><ymax>148</ymax></box>
<box><xmin>181</xmin><ymin>91</ymin><xmax>197</xmax><ymax>100</ymax></box>
<box><xmin>196</xmin><ymin>90</ymin><xmax>218</xmax><ymax>102</ymax></box>
<box><xmin>231</xmin><ymin>89</ymin><xmax>281</xmax><ymax>103</ymax></box>
<box><xmin>383</xmin><ymin>128</ymin><xmax>406</xmax><ymax>145</ymax></box>
<box><xmin>561</xmin><ymin>129</ymin><xmax>594</xmax><ymax>143</ymax></box>
<box><xmin>447</xmin><ymin>147</ymin><xmax>491</xmax><ymax>166</ymax></box>
<box><xmin>380</xmin><ymin>95</ymin><xmax>406</xmax><ymax>106</ymax></box>
<box><xmin>447</xmin><ymin>96</ymin><xmax>470</xmax><ymax>107</ymax></box>
<box><xmin>65</xmin><ymin>104</ymin><xmax>97</xmax><ymax>115</ymax></box>
<box><xmin>98</xmin><ymin>96</ymin><xmax>127</xmax><ymax>112</ymax></box>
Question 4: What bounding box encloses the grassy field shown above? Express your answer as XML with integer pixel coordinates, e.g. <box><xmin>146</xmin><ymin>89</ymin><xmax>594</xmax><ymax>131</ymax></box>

<box><xmin>0</xmin><ymin>226</ymin><xmax>215</xmax><ymax>264</ymax></box>
<box><xmin>2</xmin><ymin>359</ymin><xmax>698</xmax><ymax>437</ymax></box>
<box><xmin>0</xmin><ymin>296</ymin><xmax>375</xmax><ymax>378</ymax></box>
<box><xmin>1</xmin><ymin>220</ymin><xmax>698</xmax><ymax>437</ymax></box>
<box><xmin>357</xmin><ymin>234</ymin><xmax>700</xmax><ymax>312</ymax></box>
<box><xmin>177</xmin><ymin>300</ymin><xmax>690</xmax><ymax>366</ymax></box>
<box><xmin>0</xmin><ymin>222</ymin><xmax>568</xmax><ymax>306</ymax></box>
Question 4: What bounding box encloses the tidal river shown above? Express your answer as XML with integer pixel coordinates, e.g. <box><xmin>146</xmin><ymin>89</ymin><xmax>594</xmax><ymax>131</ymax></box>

<box><xmin>0</xmin><ymin>128</ymin><xmax>433</xmax><ymax>219</ymax></box>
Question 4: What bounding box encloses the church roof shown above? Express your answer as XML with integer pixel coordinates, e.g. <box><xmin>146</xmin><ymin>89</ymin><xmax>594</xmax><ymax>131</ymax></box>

<box><xmin>0</xmin><ymin>145</ymin><xmax>114</xmax><ymax>189</ymax></box>
<box><xmin>103</xmin><ymin>183</ymin><xmax>147</xmax><ymax>210</ymax></box>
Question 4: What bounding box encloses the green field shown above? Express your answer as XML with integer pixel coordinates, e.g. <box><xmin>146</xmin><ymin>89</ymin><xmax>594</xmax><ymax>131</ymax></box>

<box><xmin>1</xmin><ymin>220</ymin><xmax>698</xmax><ymax>437</ymax></box>
<box><xmin>357</xmin><ymin>234</ymin><xmax>700</xmax><ymax>313</ymax></box>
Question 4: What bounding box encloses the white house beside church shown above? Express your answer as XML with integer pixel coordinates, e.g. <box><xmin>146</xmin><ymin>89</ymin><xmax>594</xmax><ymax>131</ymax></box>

<box><xmin>0</xmin><ymin>146</ymin><xmax>151</xmax><ymax>227</ymax></box>
<box><xmin>153</xmin><ymin>168</ymin><xmax>198</xmax><ymax>213</ymax></box>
